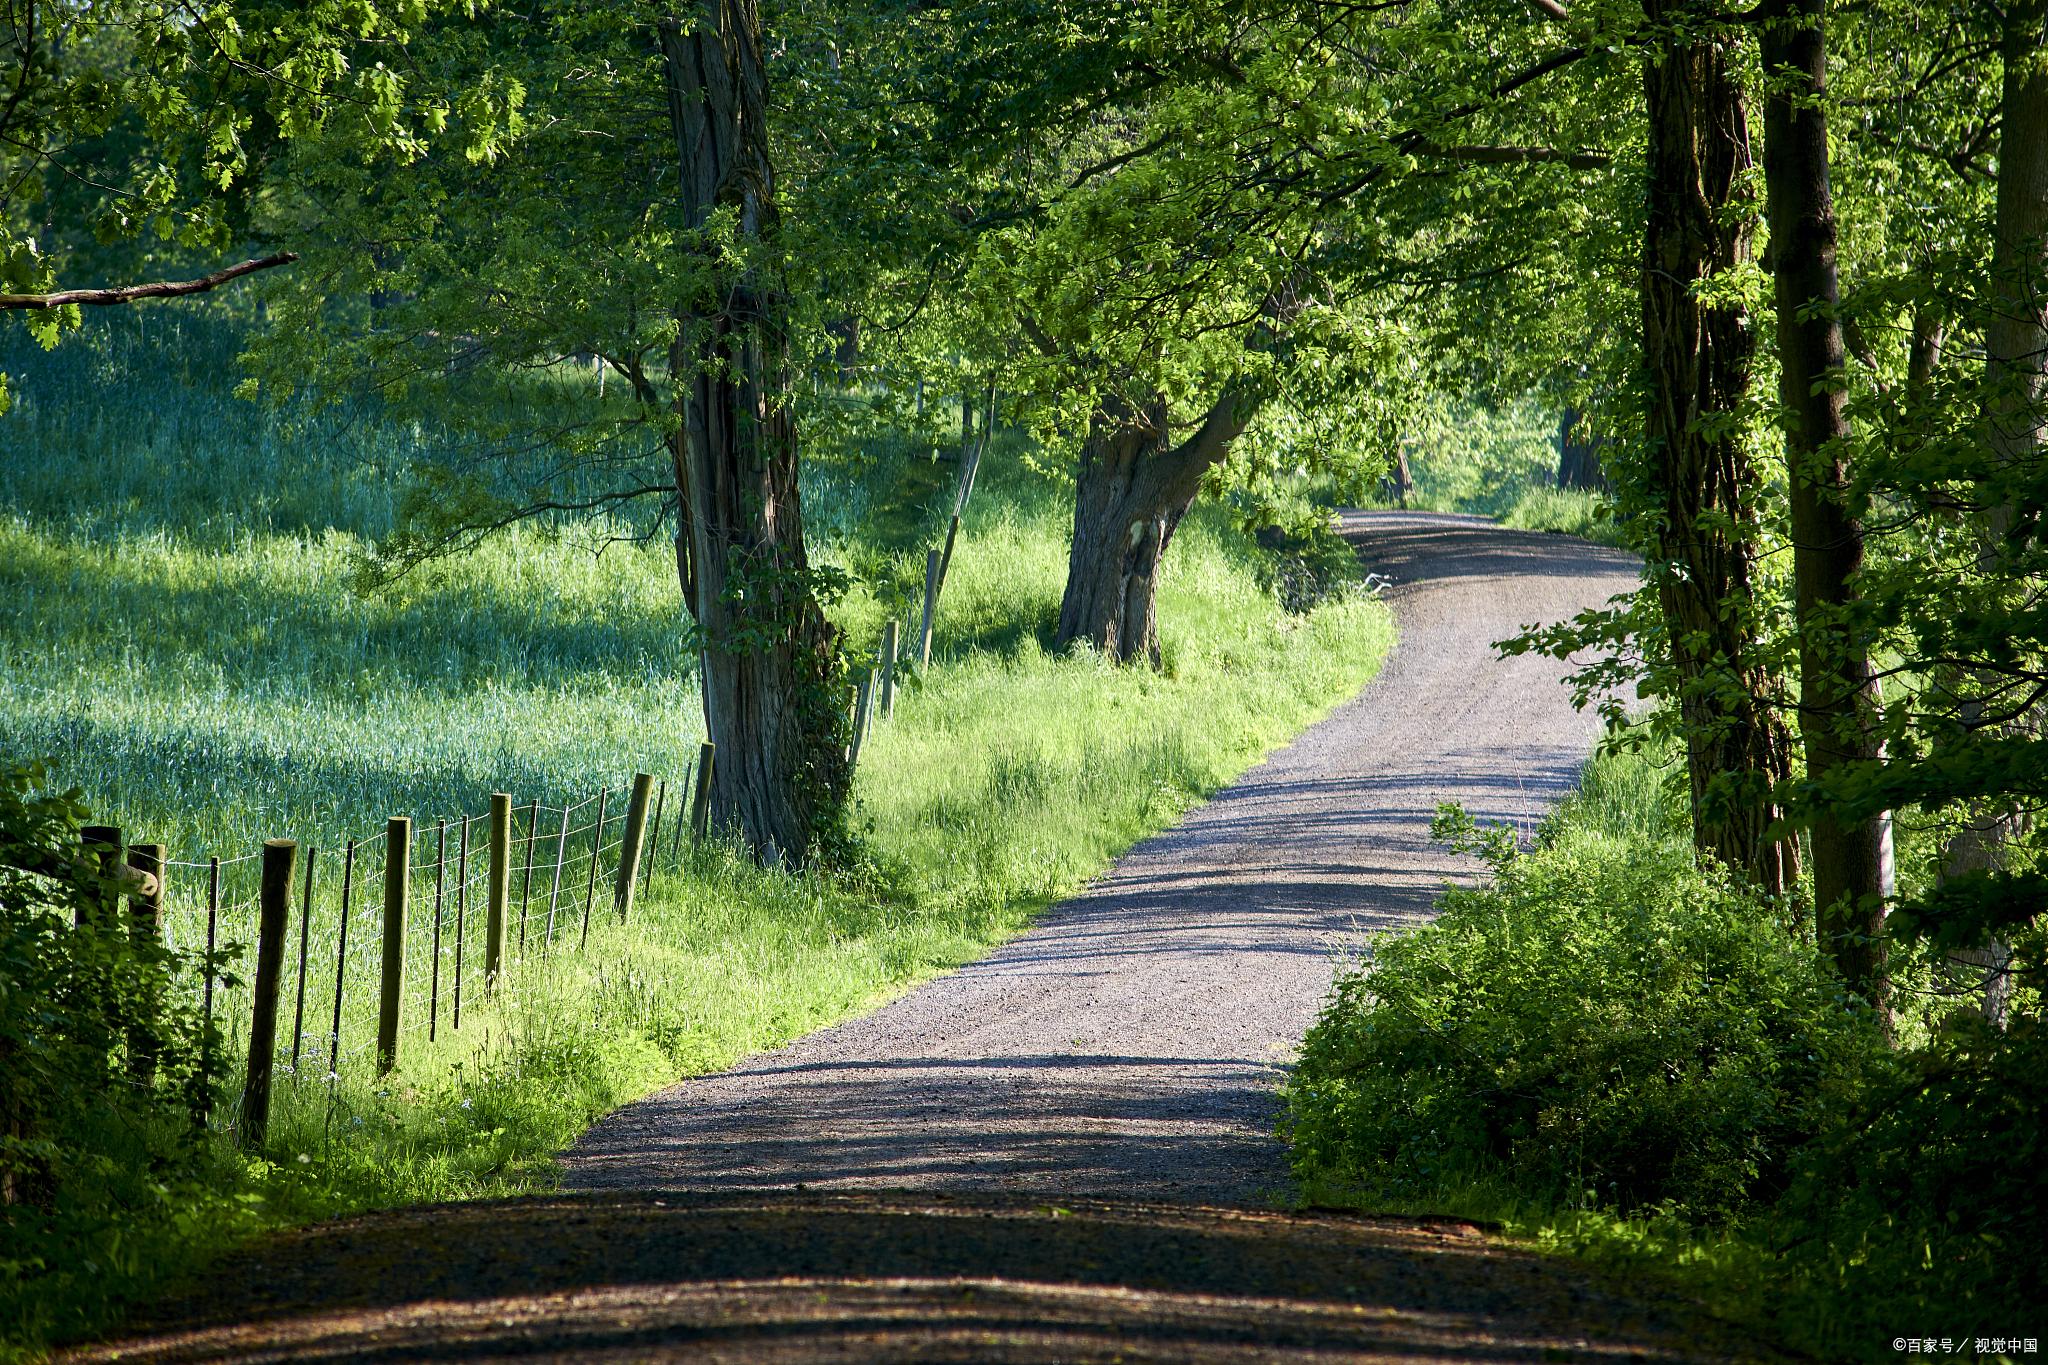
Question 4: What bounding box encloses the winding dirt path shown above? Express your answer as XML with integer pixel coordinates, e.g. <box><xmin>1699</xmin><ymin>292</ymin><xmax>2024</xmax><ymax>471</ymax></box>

<box><xmin>66</xmin><ymin>516</ymin><xmax>1786</xmax><ymax>1364</ymax></box>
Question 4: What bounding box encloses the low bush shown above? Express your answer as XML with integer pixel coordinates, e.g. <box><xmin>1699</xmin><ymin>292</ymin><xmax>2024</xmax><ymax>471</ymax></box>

<box><xmin>1285</xmin><ymin>767</ymin><xmax>1886</xmax><ymax>1224</ymax></box>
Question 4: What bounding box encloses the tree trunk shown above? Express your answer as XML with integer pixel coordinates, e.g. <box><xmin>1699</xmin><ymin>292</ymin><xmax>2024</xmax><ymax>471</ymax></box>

<box><xmin>1760</xmin><ymin>0</ymin><xmax>1894</xmax><ymax>1008</ymax></box>
<box><xmin>661</xmin><ymin>1</ymin><xmax>848</xmax><ymax>864</ymax></box>
<box><xmin>1056</xmin><ymin>387</ymin><xmax>1251</xmax><ymax>665</ymax></box>
<box><xmin>1942</xmin><ymin>0</ymin><xmax>2048</xmax><ymax>1024</ymax></box>
<box><xmin>1556</xmin><ymin>406</ymin><xmax>1610</xmax><ymax>491</ymax></box>
<box><xmin>1640</xmin><ymin>7</ymin><xmax>1799</xmax><ymax>896</ymax></box>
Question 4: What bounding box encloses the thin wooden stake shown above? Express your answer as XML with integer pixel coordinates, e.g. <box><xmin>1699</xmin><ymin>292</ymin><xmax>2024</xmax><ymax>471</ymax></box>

<box><xmin>918</xmin><ymin>548</ymin><xmax>941</xmax><ymax>667</ymax></box>
<box><xmin>486</xmin><ymin>794</ymin><xmax>510</xmax><ymax>988</ymax></box>
<box><xmin>377</xmin><ymin>817</ymin><xmax>410</xmax><ymax>1075</ymax></box>
<box><xmin>880</xmin><ymin>620</ymin><xmax>900</xmax><ymax>719</ymax></box>
<box><xmin>581</xmin><ymin>787</ymin><xmax>608</xmax><ymax>950</ymax></box>
<box><xmin>453</xmin><ymin>817</ymin><xmax>469</xmax><ymax>1030</ymax></box>
<box><xmin>126</xmin><ymin>842</ymin><xmax>166</xmax><ymax>1085</ymax></box>
<box><xmin>849</xmin><ymin>673</ymin><xmax>873</xmax><ymax>772</ymax></box>
<box><xmin>644</xmin><ymin>780</ymin><xmax>667</xmax><ymax>880</ymax></box>
<box><xmin>669</xmin><ymin>761</ymin><xmax>692</xmax><ymax>863</ymax></box>
<box><xmin>329</xmin><ymin>841</ymin><xmax>355</xmax><ymax>1084</ymax></box>
<box><xmin>79</xmin><ymin>825</ymin><xmax>121</xmax><ymax>926</ymax></box>
<box><xmin>290</xmin><ymin>847</ymin><xmax>316</xmax><ymax>1078</ymax></box>
<box><xmin>242</xmin><ymin>839</ymin><xmax>296</xmax><ymax>1148</ymax></box>
<box><xmin>614</xmin><ymin>773</ymin><xmax>654</xmax><ymax>921</ymax></box>
<box><xmin>518</xmin><ymin>799</ymin><xmax>539</xmax><ymax>955</ymax></box>
<box><xmin>198</xmin><ymin>855</ymin><xmax>221</xmax><ymax>1129</ymax></box>
<box><xmin>544</xmin><ymin>803</ymin><xmax>570</xmax><ymax>948</ymax></box>
<box><xmin>430</xmin><ymin>818</ymin><xmax>446</xmax><ymax>1041</ymax></box>
<box><xmin>690</xmin><ymin>743</ymin><xmax>716</xmax><ymax>841</ymax></box>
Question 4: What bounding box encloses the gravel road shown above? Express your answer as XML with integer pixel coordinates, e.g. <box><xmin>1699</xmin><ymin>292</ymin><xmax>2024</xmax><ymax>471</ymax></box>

<box><xmin>563</xmin><ymin>511</ymin><xmax>1640</xmax><ymax>1206</ymax></box>
<box><xmin>68</xmin><ymin>515</ymin><xmax>1783</xmax><ymax>1365</ymax></box>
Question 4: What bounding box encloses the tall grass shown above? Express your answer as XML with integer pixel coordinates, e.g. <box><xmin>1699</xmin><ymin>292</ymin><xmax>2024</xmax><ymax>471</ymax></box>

<box><xmin>0</xmin><ymin>312</ymin><xmax>1392</xmax><ymax>1350</ymax></box>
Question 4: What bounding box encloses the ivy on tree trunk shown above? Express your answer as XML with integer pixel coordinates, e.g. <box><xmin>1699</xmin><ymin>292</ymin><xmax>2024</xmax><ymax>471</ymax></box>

<box><xmin>660</xmin><ymin>1</ymin><xmax>848</xmax><ymax>864</ymax></box>
<box><xmin>1639</xmin><ymin>5</ymin><xmax>1800</xmax><ymax>896</ymax></box>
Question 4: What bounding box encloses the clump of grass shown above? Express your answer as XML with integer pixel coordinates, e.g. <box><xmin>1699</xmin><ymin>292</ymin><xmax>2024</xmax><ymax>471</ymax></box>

<box><xmin>1</xmin><ymin>312</ymin><xmax>1392</xmax><ymax>1353</ymax></box>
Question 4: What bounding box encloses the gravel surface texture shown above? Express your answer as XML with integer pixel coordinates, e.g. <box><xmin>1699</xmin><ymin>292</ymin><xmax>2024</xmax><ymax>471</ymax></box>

<box><xmin>563</xmin><ymin>512</ymin><xmax>1640</xmax><ymax>1205</ymax></box>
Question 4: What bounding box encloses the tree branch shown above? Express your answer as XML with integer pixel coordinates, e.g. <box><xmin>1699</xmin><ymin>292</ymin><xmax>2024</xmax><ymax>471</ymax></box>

<box><xmin>0</xmin><ymin>251</ymin><xmax>299</xmax><ymax>310</ymax></box>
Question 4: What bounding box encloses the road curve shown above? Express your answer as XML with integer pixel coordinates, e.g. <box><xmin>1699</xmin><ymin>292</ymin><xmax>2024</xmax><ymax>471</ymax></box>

<box><xmin>562</xmin><ymin>512</ymin><xmax>1640</xmax><ymax>1205</ymax></box>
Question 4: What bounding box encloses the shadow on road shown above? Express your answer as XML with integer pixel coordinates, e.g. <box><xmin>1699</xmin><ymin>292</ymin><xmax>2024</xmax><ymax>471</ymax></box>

<box><xmin>69</xmin><ymin>1192</ymin><xmax>1757</xmax><ymax>1364</ymax></box>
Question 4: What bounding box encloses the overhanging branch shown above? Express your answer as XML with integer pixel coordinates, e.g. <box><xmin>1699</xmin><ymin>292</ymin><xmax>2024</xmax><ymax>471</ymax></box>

<box><xmin>0</xmin><ymin>251</ymin><xmax>299</xmax><ymax>310</ymax></box>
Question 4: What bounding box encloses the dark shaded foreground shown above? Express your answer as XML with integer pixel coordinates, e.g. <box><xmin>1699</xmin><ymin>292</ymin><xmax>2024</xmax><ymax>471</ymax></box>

<box><xmin>66</xmin><ymin>1192</ymin><xmax>1783</xmax><ymax>1364</ymax></box>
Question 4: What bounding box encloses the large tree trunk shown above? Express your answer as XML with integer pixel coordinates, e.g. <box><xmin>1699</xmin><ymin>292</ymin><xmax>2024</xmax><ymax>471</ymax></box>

<box><xmin>1760</xmin><ymin>0</ymin><xmax>1894</xmax><ymax>1008</ymax></box>
<box><xmin>661</xmin><ymin>2</ymin><xmax>848</xmax><ymax>863</ymax></box>
<box><xmin>1056</xmin><ymin>387</ymin><xmax>1251</xmax><ymax>665</ymax></box>
<box><xmin>1640</xmin><ymin>6</ymin><xmax>1799</xmax><ymax>896</ymax></box>
<box><xmin>1943</xmin><ymin>0</ymin><xmax>2048</xmax><ymax>1024</ymax></box>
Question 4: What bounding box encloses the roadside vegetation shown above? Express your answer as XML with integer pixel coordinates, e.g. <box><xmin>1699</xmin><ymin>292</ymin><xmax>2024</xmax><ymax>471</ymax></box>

<box><xmin>1287</xmin><ymin>744</ymin><xmax>2044</xmax><ymax>1362</ymax></box>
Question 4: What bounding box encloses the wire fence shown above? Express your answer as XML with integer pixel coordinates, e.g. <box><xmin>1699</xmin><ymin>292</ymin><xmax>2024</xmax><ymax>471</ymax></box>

<box><xmin>106</xmin><ymin>755</ymin><xmax>715</xmax><ymax>1148</ymax></box>
<box><xmin>70</xmin><ymin>439</ymin><xmax>981</xmax><ymax>1149</ymax></box>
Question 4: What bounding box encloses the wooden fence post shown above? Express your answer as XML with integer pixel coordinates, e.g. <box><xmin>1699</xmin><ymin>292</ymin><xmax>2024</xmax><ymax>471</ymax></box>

<box><xmin>126</xmin><ymin>842</ymin><xmax>165</xmax><ymax>1084</ymax></box>
<box><xmin>918</xmin><ymin>549</ymin><xmax>941</xmax><ymax>668</ymax></box>
<box><xmin>377</xmin><ymin>817</ymin><xmax>410</xmax><ymax>1075</ymax></box>
<box><xmin>79</xmin><ymin>824</ymin><xmax>121</xmax><ymax>926</ymax></box>
<box><xmin>849</xmin><ymin>673</ymin><xmax>873</xmax><ymax>769</ymax></box>
<box><xmin>580</xmin><ymin>787</ymin><xmax>607</xmax><ymax>950</ymax></box>
<box><xmin>486</xmin><ymin>794</ymin><xmax>510</xmax><ymax>988</ymax></box>
<box><xmin>690</xmin><ymin>742</ymin><xmax>715</xmax><ymax>841</ymax></box>
<box><xmin>613</xmin><ymin>773</ymin><xmax>654</xmax><ymax>920</ymax></box>
<box><xmin>880</xmin><ymin>620</ymin><xmax>900</xmax><ymax>719</ymax></box>
<box><xmin>643</xmin><ymin>780</ymin><xmax>667</xmax><ymax>882</ymax></box>
<box><xmin>241</xmin><ymin>839</ymin><xmax>296</xmax><ymax>1147</ymax></box>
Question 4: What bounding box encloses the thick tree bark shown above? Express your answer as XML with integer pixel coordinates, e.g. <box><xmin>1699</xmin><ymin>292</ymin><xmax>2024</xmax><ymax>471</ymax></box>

<box><xmin>661</xmin><ymin>2</ymin><xmax>847</xmax><ymax>863</ymax></box>
<box><xmin>1640</xmin><ymin>7</ymin><xmax>1799</xmax><ymax>895</ymax></box>
<box><xmin>1556</xmin><ymin>406</ymin><xmax>1610</xmax><ymax>491</ymax></box>
<box><xmin>1760</xmin><ymin>0</ymin><xmax>1894</xmax><ymax>1007</ymax></box>
<box><xmin>1056</xmin><ymin>387</ymin><xmax>1251</xmax><ymax>665</ymax></box>
<box><xmin>1943</xmin><ymin>0</ymin><xmax>2048</xmax><ymax>1024</ymax></box>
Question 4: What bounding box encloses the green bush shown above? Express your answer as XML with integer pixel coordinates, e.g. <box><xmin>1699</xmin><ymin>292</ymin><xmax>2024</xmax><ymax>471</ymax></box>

<box><xmin>1284</xmin><ymin>802</ymin><xmax>1885</xmax><ymax>1223</ymax></box>
<box><xmin>1775</xmin><ymin>1014</ymin><xmax>2046</xmax><ymax>1348</ymax></box>
<box><xmin>0</xmin><ymin>763</ymin><xmax>226</xmax><ymax>1345</ymax></box>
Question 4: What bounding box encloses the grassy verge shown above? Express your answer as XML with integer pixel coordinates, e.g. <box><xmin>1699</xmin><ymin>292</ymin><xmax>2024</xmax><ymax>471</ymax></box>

<box><xmin>0</xmin><ymin>314</ymin><xmax>1393</xmax><ymax>1354</ymax></box>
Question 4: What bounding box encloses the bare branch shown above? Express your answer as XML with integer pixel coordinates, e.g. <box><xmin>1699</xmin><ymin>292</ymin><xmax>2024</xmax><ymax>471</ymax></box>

<box><xmin>0</xmin><ymin>251</ymin><xmax>299</xmax><ymax>310</ymax></box>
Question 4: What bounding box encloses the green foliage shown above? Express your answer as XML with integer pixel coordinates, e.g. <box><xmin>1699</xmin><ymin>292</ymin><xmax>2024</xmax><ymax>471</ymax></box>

<box><xmin>0</xmin><ymin>763</ymin><xmax>238</xmax><ymax>1348</ymax></box>
<box><xmin>1285</xmin><ymin>747</ymin><xmax>1885</xmax><ymax>1224</ymax></box>
<box><xmin>1775</xmin><ymin>1015</ymin><xmax>2048</xmax><ymax>1349</ymax></box>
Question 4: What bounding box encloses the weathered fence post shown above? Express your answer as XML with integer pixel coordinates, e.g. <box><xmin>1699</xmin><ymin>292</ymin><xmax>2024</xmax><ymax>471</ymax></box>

<box><xmin>518</xmin><ymin>799</ymin><xmax>539</xmax><ymax>954</ymax></box>
<box><xmin>242</xmin><ymin>838</ymin><xmax>296</xmax><ymax>1147</ymax></box>
<box><xmin>126</xmin><ymin>842</ymin><xmax>165</xmax><ymax>1084</ymax></box>
<box><xmin>486</xmin><ymin>794</ymin><xmax>510</xmax><ymax>988</ymax></box>
<box><xmin>643</xmin><ymin>780</ymin><xmax>667</xmax><ymax>882</ymax></box>
<box><xmin>544</xmin><ymin>803</ymin><xmax>570</xmax><ymax>948</ymax></box>
<box><xmin>290</xmin><ymin>847</ymin><xmax>315</xmax><ymax>1077</ymax></box>
<box><xmin>849</xmin><ymin>674</ymin><xmax>873</xmax><ymax>771</ymax></box>
<box><xmin>918</xmin><ymin>548</ymin><xmax>941</xmax><ymax>667</ymax></box>
<box><xmin>880</xmin><ymin>620</ymin><xmax>900</xmax><ymax>719</ymax></box>
<box><xmin>580</xmin><ymin>787</ymin><xmax>608</xmax><ymax>949</ymax></box>
<box><xmin>377</xmin><ymin>817</ymin><xmax>409</xmax><ymax>1075</ymax></box>
<box><xmin>79</xmin><ymin>824</ymin><xmax>121</xmax><ymax>926</ymax></box>
<box><xmin>613</xmin><ymin>773</ymin><xmax>654</xmax><ymax>921</ymax></box>
<box><xmin>690</xmin><ymin>742</ymin><xmax>715</xmax><ymax>841</ymax></box>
